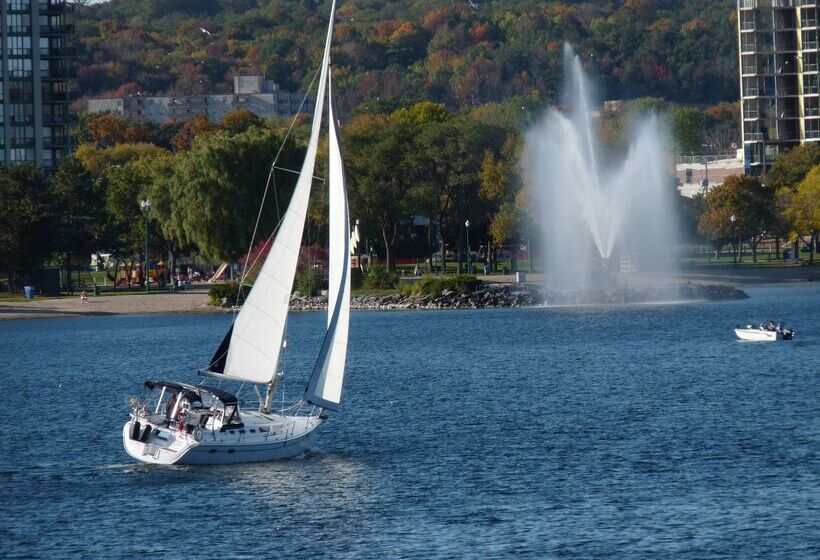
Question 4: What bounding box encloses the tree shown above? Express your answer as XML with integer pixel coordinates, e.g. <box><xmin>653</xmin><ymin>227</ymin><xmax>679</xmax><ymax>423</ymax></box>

<box><xmin>670</xmin><ymin>106</ymin><xmax>707</xmax><ymax>154</ymax></box>
<box><xmin>51</xmin><ymin>157</ymin><xmax>105</xmax><ymax>288</ymax></box>
<box><xmin>170</xmin><ymin>115</ymin><xmax>221</xmax><ymax>151</ymax></box>
<box><xmin>698</xmin><ymin>175</ymin><xmax>775</xmax><ymax>263</ymax></box>
<box><xmin>221</xmin><ymin>109</ymin><xmax>263</xmax><ymax>135</ymax></box>
<box><xmin>0</xmin><ymin>164</ymin><xmax>52</xmax><ymax>290</ymax></box>
<box><xmin>88</xmin><ymin>113</ymin><xmax>130</xmax><ymax>147</ymax></box>
<box><xmin>346</xmin><ymin>115</ymin><xmax>414</xmax><ymax>271</ymax></box>
<box><xmin>781</xmin><ymin>164</ymin><xmax>820</xmax><ymax>263</ymax></box>
<box><xmin>766</xmin><ymin>143</ymin><xmax>820</xmax><ymax>188</ymax></box>
<box><xmin>159</xmin><ymin>127</ymin><xmax>302</xmax><ymax>262</ymax></box>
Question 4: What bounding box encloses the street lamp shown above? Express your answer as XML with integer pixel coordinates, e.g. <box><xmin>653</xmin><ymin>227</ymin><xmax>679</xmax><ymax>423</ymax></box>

<box><xmin>140</xmin><ymin>199</ymin><xmax>151</xmax><ymax>293</ymax></box>
<box><xmin>465</xmin><ymin>219</ymin><xmax>471</xmax><ymax>274</ymax></box>
<box><xmin>730</xmin><ymin>214</ymin><xmax>737</xmax><ymax>265</ymax></box>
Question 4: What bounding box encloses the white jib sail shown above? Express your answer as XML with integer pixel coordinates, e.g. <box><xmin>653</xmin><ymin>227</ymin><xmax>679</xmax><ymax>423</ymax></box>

<box><xmin>220</xmin><ymin>0</ymin><xmax>338</xmax><ymax>384</ymax></box>
<box><xmin>305</xmin><ymin>71</ymin><xmax>350</xmax><ymax>410</ymax></box>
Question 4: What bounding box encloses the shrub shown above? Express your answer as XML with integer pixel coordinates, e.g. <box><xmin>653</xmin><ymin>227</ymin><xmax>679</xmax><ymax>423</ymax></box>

<box><xmin>404</xmin><ymin>274</ymin><xmax>479</xmax><ymax>297</ymax></box>
<box><xmin>363</xmin><ymin>265</ymin><xmax>399</xmax><ymax>290</ymax></box>
<box><xmin>209</xmin><ymin>282</ymin><xmax>248</xmax><ymax>306</ymax></box>
<box><xmin>295</xmin><ymin>266</ymin><xmax>320</xmax><ymax>296</ymax></box>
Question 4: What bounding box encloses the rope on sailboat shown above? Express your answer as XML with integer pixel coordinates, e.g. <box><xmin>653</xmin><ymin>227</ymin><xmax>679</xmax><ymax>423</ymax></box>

<box><xmin>233</xmin><ymin>63</ymin><xmax>323</xmax><ymax>306</ymax></box>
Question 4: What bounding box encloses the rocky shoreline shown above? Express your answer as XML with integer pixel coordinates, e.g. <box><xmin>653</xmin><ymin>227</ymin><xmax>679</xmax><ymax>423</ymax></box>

<box><xmin>282</xmin><ymin>283</ymin><xmax>747</xmax><ymax>312</ymax></box>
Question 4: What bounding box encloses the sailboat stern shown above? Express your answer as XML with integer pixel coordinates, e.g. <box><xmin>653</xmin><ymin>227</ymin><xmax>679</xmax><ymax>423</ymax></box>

<box><xmin>122</xmin><ymin>420</ymin><xmax>199</xmax><ymax>465</ymax></box>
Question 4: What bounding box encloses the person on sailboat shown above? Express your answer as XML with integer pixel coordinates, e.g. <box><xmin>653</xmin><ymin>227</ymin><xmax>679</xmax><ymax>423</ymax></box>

<box><xmin>166</xmin><ymin>392</ymin><xmax>178</xmax><ymax>420</ymax></box>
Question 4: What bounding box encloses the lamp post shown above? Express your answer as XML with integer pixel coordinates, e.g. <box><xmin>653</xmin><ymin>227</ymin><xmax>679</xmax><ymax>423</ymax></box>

<box><xmin>465</xmin><ymin>219</ymin><xmax>471</xmax><ymax>274</ymax></box>
<box><xmin>730</xmin><ymin>214</ymin><xmax>737</xmax><ymax>265</ymax></box>
<box><xmin>140</xmin><ymin>199</ymin><xmax>151</xmax><ymax>293</ymax></box>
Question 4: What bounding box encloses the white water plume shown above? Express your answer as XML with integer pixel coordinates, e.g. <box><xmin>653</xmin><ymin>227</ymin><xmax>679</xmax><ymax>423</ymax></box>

<box><xmin>526</xmin><ymin>44</ymin><xmax>678</xmax><ymax>290</ymax></box>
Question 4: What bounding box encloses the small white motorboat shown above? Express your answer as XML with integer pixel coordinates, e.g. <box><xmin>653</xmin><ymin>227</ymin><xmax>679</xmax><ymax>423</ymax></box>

<box><xmin>735</xmin><ymin>321</ymin><xmax>795</xmax><ymax>341</ymax></box>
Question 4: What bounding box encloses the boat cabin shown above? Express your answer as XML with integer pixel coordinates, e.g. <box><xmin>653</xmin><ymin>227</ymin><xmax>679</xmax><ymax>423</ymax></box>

<box><xmin>143</xmin><ymin>381</ymin><xmax>244</xmax><ymax>432</ymax></box>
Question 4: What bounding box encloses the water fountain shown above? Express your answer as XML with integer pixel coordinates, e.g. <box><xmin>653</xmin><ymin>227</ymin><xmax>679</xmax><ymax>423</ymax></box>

<box><xmin>526</xmin><ymin>45</ymin><xmax>679</xmax><ymax>298</ymax></box>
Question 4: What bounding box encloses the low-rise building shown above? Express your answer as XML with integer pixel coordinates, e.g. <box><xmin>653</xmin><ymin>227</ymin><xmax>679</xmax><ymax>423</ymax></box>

<box><xmin>676</xmin><ymin>152</ymin><xmax>746</xmax><ymax>197</ymax></box>
<box><xmin>87</xmin><ymin>75</ymin><xmax>312</xmax><ymax>123</ymax></box>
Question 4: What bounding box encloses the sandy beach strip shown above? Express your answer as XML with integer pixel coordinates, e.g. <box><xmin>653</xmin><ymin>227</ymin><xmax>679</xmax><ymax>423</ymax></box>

<box><xmin>0</xmin><ymin>291</ymin><xmax>219</xmax><ymax>321</ymax></box>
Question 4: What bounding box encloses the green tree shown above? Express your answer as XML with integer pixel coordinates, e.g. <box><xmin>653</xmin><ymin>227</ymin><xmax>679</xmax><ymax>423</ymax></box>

<box><xmin>346</xmin><ymin>115</ymin><xmax>414</xmax><ymax>271</ymax></box>
<box><xmin>161</xmin><ymin>127</ymin><xmax>302</xmax><ymax>262</ymax></box>
<box><xmin>51</xmin><ymin>157</ymin><xmax>105</xmax><ymax>288</ymax></box>
<box><xmin>0</xmin><ymin>164</ymin><xmax>52</xmax><ymax>290</ymax></box>
<box><xmin>766</xmin><ymin>143</ymin><xmax>820</xmax><ymax>188</ymax></box>
<box><xmin>670</xmin><ymin>106</ymin><xmax>707</xmax><ymax>154</ymax></box>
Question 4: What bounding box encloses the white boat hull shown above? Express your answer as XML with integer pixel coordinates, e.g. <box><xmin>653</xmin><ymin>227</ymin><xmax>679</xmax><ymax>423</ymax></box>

<box><xmin>123</xmin><ymin>411</ymin><xmax>323</xmax><ymax>465</ymax></box>
<box><xmin>734</xmin><ymin>328</ymin><xmax>782</xmax><ymax>341</ymax></box>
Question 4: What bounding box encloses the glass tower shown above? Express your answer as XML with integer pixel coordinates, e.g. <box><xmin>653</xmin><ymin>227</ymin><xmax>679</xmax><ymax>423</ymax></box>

<box><xmin>1</xmin><ymin>0</ymin><xmax>73</xmax><ymax>170</ymax></box>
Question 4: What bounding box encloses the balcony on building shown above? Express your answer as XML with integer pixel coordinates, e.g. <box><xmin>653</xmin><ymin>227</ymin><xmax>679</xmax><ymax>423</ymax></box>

<box><xmin>39</xmin><ymin>0</ymin><xmax>72</xmax><ymax>14</ymax></box>
<box><xmin>40</xmin><ymin>46</ymin><xmax>75</xmax><ymax>58</ymax></box>
<box><xmin>40</xmin><ymin>24</ymin><xmax>74</xmax><ymax>35</ymax></box>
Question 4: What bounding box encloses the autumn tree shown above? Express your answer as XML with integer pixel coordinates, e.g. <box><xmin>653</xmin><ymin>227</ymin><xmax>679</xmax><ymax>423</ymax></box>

<box><xmin>781</xmin><ymin>165</ymin><xmax>820</xmax><ymax>263</ymax></box>
<box><xmin>698</xmin><ymin>175</ymin><xmax>775</xmax><ymax>262</ymax></box>
<box><xmin>221</xmin><ymin>109</ymin><xmax>263</xmax><ymax>135</ymax></box>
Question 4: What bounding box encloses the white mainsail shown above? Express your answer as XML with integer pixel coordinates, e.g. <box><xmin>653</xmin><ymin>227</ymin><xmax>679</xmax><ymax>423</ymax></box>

<box><xmin>305</xmin><ymin>72</ymin><xmax>351</xmax><ymax>410</ymax></box>
<box><xmin>212</xmin><ymin>0</ymin><xmax>338</xmax><ymax>384</ymax></box>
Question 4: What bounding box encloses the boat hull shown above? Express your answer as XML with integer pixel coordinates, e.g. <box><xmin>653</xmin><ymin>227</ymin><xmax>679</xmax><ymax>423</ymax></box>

<box><xmin>735</xmin><ymin>328</ymin><xmax>781</xmax><ymax>341</ymax></box>
<box><xmin>123</xmin><ymin>413</ymin><xmax>323</xmax><ymax>465</ymax></box>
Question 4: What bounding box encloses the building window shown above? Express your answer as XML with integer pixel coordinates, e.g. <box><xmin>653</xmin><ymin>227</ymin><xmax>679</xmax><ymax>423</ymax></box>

<box><xmin>10</xmin><ymin>104</ymin><xmax>34</xmax><ymax>125</ymax></box>
<box><xmin>7</xmin><ymin>14</ymin><xmax>31</xmax><ymax>34</ymax></box>
<box><xmin>805</xmin><ymin>120</ymin><xmax>819</xmax><ymax>140</ymax></box>
<box><xmin>6</xmin><ymin>36</ymin><xmax>32</xmax><ymax>57</ymax></box>
<box><xmin>6</xmin><ymin>1</ymin><xmax>31</xmax><ymax>12</ymax></box>
<box><xmin>805</xmin><ymin>75</ymin><xmax>819</xmax><ymax>95</ymax></box>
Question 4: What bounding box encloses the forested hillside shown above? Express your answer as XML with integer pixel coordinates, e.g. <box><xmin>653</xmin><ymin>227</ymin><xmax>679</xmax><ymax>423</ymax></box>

<box><xmin>76</xmin><ymin>0</ymin><xmax>738</xmax><ymax>112</ymax></box>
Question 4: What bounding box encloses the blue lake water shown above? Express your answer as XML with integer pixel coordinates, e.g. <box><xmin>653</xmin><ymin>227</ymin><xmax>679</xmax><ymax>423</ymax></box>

<box><xmin>1</xmin><ymin>283</ymin><xmax>818</xmax><ymax>559</ymax></box>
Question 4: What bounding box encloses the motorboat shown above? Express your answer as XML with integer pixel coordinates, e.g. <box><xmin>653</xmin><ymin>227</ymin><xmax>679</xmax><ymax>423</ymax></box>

<box><xmin>734</xmin><ymin>321</ymin><xmax>795</xmax><ymax>341</ymax></box>
<box><xmin>123</xmin><ymin>0</ymin><xmax>351</xmax><ymax>465</ymax></box>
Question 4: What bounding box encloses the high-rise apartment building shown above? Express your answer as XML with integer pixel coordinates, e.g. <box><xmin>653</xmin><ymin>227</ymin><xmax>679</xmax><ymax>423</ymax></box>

<box><xmin>738</xmin><ymin>0</ymin><xmax>819</xmax><ymax>175</ymax></box>
<box><xmin>1</xmin><ymin>0</ymin><xmax>74</xmax><ymax>171</ymax></box>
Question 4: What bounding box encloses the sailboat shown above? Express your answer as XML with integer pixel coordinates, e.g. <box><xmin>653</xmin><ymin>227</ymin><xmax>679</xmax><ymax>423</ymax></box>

<box><xmin>123</xmin><ymin>1</ymin><xmax>350</xmax><ymax>465</ymax></box>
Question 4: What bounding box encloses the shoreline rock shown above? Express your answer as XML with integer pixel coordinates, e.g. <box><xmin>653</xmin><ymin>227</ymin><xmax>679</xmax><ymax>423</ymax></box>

<box><xmin>278</xmin><ymin>283</ymin><xmax>748</xmax><ymax>312</ymax></box>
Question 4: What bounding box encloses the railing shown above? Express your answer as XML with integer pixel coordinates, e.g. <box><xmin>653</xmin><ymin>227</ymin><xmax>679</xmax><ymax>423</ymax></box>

<box><xmin>40</xmin><ymin>24</ymin><xmax>74</xmax><ymax>34</ymax></box>
<box><xmin>10</xmin><ymin>138</ymin><xmax>35</xmax><ymax>149</ymax></box>
<box><xmin>6</xmin><ymin>2</ymin><xmax>31</xmax><ymax>13</ymax></box>
<box><xmin>803</xmin><ymin>41</ymin><xmax>819</xmax><ymax>50</ymax></box>
<box><xmin>43</xmin><ymin>114</ymin><xmax>75</xmax><ymax>124</ymax></box>
<box><xmin>40</xmin><ymin>47</ymin><xmax>75</xmax><ymax>57</ymax></box>
<box><xmin>41</xmin><ymin>91</ymin><xmax>75</xmax><ymax>102</ymax></box>
<box><xmin>745</xmin><ymin>132</ymin><xmax>765</xmax><ymax>141</ymax></box>
<box><xmin>676</xmin><ymin>154</ymin><xmax>738</xmax><ymax>164</ymax></box>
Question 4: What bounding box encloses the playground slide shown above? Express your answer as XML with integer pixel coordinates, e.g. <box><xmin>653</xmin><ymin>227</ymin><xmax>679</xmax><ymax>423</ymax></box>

<box><xmin>208</xmin><ymin>263</ymin><xmax>229</xmax><ymax>283</ymax></box>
